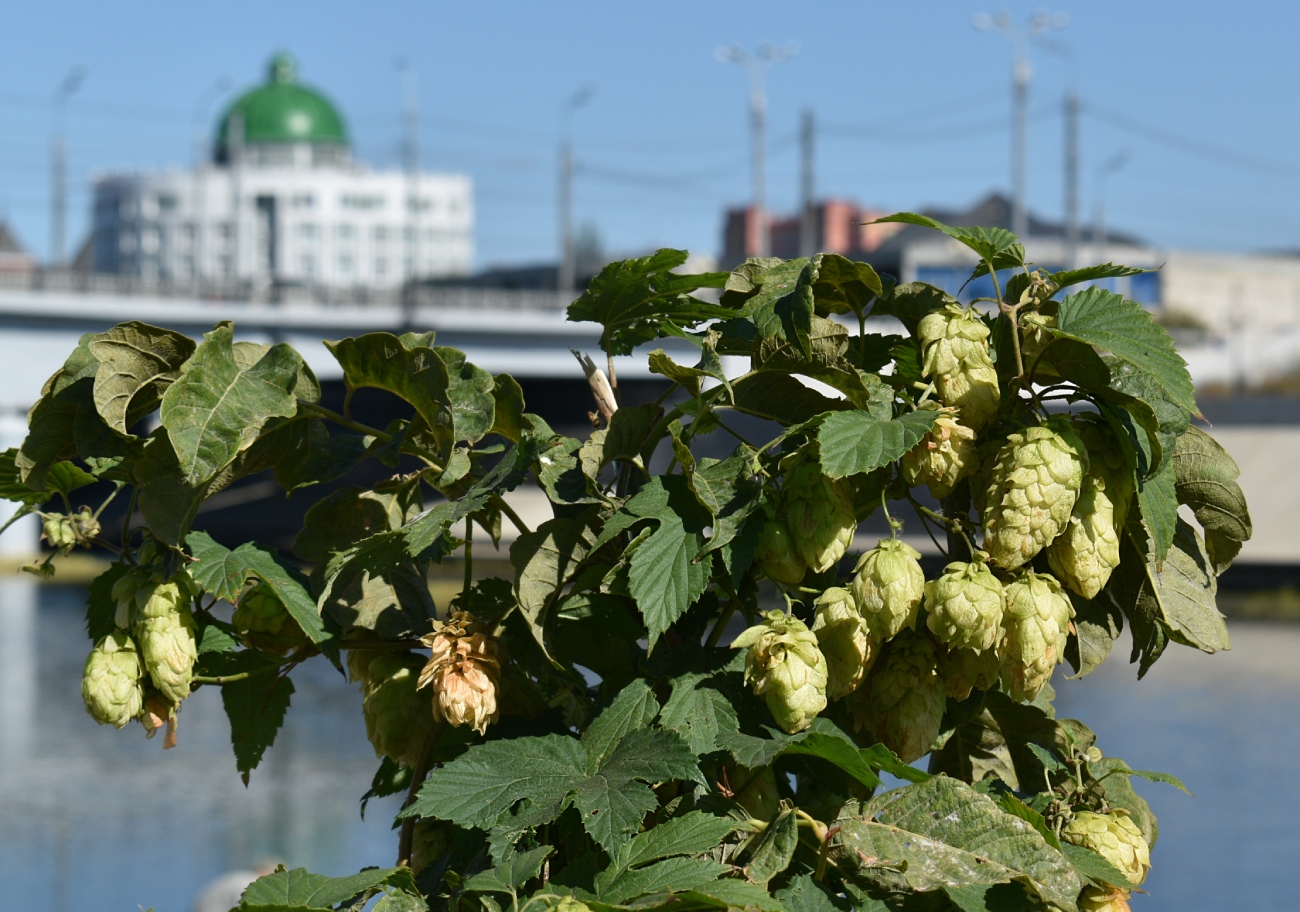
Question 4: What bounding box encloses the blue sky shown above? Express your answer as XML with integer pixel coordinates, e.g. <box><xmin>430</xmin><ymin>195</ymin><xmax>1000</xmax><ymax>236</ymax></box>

<box><xmin>1</xmin><ymin>1</ymin><xmax>1297</xmax><ymax>268</ymax></box>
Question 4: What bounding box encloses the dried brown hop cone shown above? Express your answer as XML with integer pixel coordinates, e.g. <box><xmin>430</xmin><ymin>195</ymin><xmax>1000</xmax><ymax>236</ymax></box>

<box><xmin>419</xmin><ymin>611</ymin><xmax>503</xmax><ymax>735</ymax></box>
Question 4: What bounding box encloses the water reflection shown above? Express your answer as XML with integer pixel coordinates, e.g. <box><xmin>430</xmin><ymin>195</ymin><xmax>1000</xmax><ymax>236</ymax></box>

<box><xmin>3</xmin><ymin>583</ymin><xmax>1298</xmax><ymax>911</ymax></box>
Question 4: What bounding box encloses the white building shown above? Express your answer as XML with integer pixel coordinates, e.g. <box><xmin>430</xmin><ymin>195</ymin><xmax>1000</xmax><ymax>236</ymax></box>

<box><xmin>90</xmin><ymin>54</ymin><xmax>472</xmax><ymax>290</ymax></box>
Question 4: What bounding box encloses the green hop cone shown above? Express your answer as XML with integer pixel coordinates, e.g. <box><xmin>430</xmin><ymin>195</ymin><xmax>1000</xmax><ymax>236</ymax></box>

<box><xmin>43</xmin><ymin>515</ymin><xmax>76</xmax><ymax>549</ymax></box>
<box><xmin>1079</xmin><ymin>888</ymin><xmax>1132</xmax><ymax>912</ymax></box>
<box><xmin>783</xmin><ymin>456</ymin><xmax>857</xmax><ymax>574</ymax></box>
<box><xmin>937</xmin><ymin>645</ymin><xmax>1002</xmax><ymax>701</ymax></box>
<box><xmin>811</xmin><ymin>587</ymin><xmax>877</xmax><ymax>699</ymax></box>
<box><xmin>81</xmin><ymin>630</ymin><xmax>145</xmax><ymax>728</ymax></box>
<box><xmin>1062</xmin><ymin>811</ymin><xmax>1151</xmax><ymax>887</ymax></box>
<box><xmin>924</xmin><ymin>557</ymin><xmax>1005</xmax><ymax>653</ymax></box>
<box><xmin>1076</xmin><ymin>417</ymin><xmax>1135</xmax><ymax>532</ymax></box>
<box><xmin>902</xmin><ymin>405</ymin><xmax>979</xmax><ymax>499</ymax></box>
<box><xmin>345</xmin><ymin>629</ymin><xmax>382</xmax><ymax>689</ymax></box>
<box><xmin>410</xmin><ymin>820</ymin><xmax>451</xmax><ymax>876</ymax></box>
<box><xmin>982</xmin><ymin>419</ymin><xmax>1088</xmax><ymax>570</ymax></box>
<box><xmin>132</xmin><ymin>580</ymin><xmax>198</xmax><ymax>705</ymax></box>
<box><xmin>999</xmin><ymin>570</ymin><xmax>1073</xmax><ymax>701</ymax></box>
<box><xmin>1047</xmin><ymin>475</ymin><xmax>1121</xmax><ymax>599</ymax></box>
<box><xmin>363</xmin><ymin>652</ymin><xmax>437</xmax><ymax>768</ymax></box>
<box><xmin>554</xmin><ymin>899</ymin><xmax>594</xmax><ymax>912</ymax></box>
<box><xmin>755</xmin><ymin>514</ymin><xmax>807</xmax><ymax>585</ymax></box>
<box><xmin>1018</xmin><ymin>311</ymin><xmax>1057</xmax><ymax>372</ymax></box>
<box><xmin>732</xmin><ymin>610</ymin><xmax>828</xmax><ymax>734</ymax></box>
<box><xmin>851</xmin><ymin>538</ymin><xmax>925</xmax><ymax>639</ymax></box>
<box><xmin>917</xmin><ymin>303</ymin><xmax>1001</xmax><ymax>430</ymax></box>
<box><xmin>232</xmin><ymin>582</ymin><xmax>307</xmax><ymax>655</ymax></box>
<box><xmin>847</xmin><ymin>628</ymin><xmax>945</xmax><ymax>763</ymax></box>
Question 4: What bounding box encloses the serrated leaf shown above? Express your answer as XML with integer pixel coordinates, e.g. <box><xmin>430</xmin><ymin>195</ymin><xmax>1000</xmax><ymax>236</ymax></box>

<box><xmin>372</xmin><ymin>892</ymin><xmax>428</xmax><ymax>912</ymax></box>
<box><xmin>1051</xmin><ymin>288</ymin><xmax>1196</xmax><ymax>413</ymax></box>
<box><xmin>816</xmin><ymin>409</ymin><xmax>937</xmax><ymax>479</ymax></box>
<box><xmin>943</xmin><ymin>881</ymin><xmax>1039</xmax><ymax>912</ymax></box>
<box><xmin>776</xmin><ymin>874</ymin><xmax>852</xmax><ymax>912</ymax></box>
<box><xmin>512</xmin><ymin>516</ymin><xmax>598</xmax><ymax>660</ymax></box>
<box><xmin>324</xmin><ymin>332</ymin><xmax>451</xmax><ymax>431</ymax></box>
<box><xmin>462</xmin><ymin>845</ymin><xmax>553</xmax><ymax>895</ymax></box>
<box><xmin>873</xmin><ymin>213</ymin><xmax>1020</xmax><ymax>262</ymax></box>
<box><xmin>1091</xmin><ymin>758</ymin><xmax>1159</xmax><ymax>847</ymax></box>
<box><xmin>1050</xmin><ymin>263</ymin><xmax>1152</xmax><ymax>290</ymax></box>
<box><xmin>810</xmin><ymin>253</ymin><xmax>883</xmax><ymax>318</ymax></box>
<box><xmin>659</xmin><ymin>679</ymin><xmax>739</xmax><ymax>755</ymax></box>
<box><xmin>490</xmin><ymin>374</ymin><xmax>526</xmax><ymax>443</ymax></box>
<box><xmin>729</xmin><ymin>372</ymin><xmax>847</xmax><ymax>427</ymax></box>
<box><xmin>220</xmin><ymin>653</ymin><xmax>295</xmax><ymax>784</ymax></box>
<box><xmin>435</xmin><ymin>346</ymin><xmax>496</xmax><ymax>444</ymax></box>
<box><xmin>85</xmin><ymin>564</ymin><xmax>128</xmax><ymax>642</ymax></box>
<box><xmin>720</xmin><ymin>718</ymin><xmax>903</xmax><ymax>787</ymax></box>
<box><xmin>744</xmin><ymin>808</ymin><xmax>798</xmax><ymax>885</ymax></box>
<box><xmin>624</xmin><ymin>812</ymin><xmax>740</xmax><ymax>869</ymax></box>
<box><xmin>1172</xmin><ymin>426</ymin><xmax>1252</xmax><ymax>574</ymax></box>
<box><xmin>88</xmin><ymin>321</ymin><xmax>196</xmax><ymax>435</ymax></box>
<box><xmin>597</xmin><ymin>857</ymin><xmax>730</xmax><ymax>904</ymax></box>
<box><xmin>648</xmin><ymin>349</ymin><xmax>728</xmax><ymax>399</ymax></box>
<box><xmin>674</xmin><ymin>879</ymin><xmax>788</xmax><ymax>912</ymax></box>
<box><xmin>1103</xmin><ymin>765</ymin><xmax>1192</xmax><ymax>795</ymax></box>
<box><xmin>848</xmin><ymin>334</ymin><xmax>904</xmax><ymax>373</ymax></box>
<box><xmin>629</xmin><ymin>514</ymin><xmax>709</xmax><ymax>651</ymax></box>
<box><xmin>1121</xmin><ymin>517</ymin><xmax>1229</xmax><ymax>658</ymax></box>
<box><xmin>43</xmin><ymin>460</ymin><xmax>97</xmax><ymax>499</ymax></box>
<box><xmin>834</xmin><ymin>777</ymin><xmax>1079</xmax><ymax>911</ymax></box>
<box><xmin>1064</xmin><ymin>591</ymin><xmax>1123</xmax><ymax>679</ymax></box>
<box><xmin>567</xmin><ymin>249</ymin><xmax>731</xmax><ymax>356</ymax></box>
<box><xmin>582</xmin><ymin>680</ymin><xmax>660</xmax><ymax>772</ymax></box>
<box><xmin>238</xmin><ymin>866</ymin><xmax>416</xmax><ymax>911</ymax></box>
<box><xmin>1059</xmin><ymin>844</ymin><xmax>1137</xmax><ymax>891</ymax></box>
<box><xmin>1135</xmin><ymin>459</ymin><xmax>1177</xmax><ymax>567</ymax></box>
<box><xmin>159</xmin><ymin>323</ymin><xmax>301</xmax><ymax>487</ymax></box>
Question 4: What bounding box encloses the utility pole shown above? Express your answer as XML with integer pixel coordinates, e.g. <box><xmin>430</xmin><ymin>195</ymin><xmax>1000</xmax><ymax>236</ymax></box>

<box><xmin>558</xmin><ymin>83</ymin><xmax>595</xmax><ymax>294</ymax></box>
<box><xmin>394</xmin><ymin>59</ymin><xmax>422</xmax><ymax>287</ymax></box>
<box><xmin>799</xmin><ymin>108</ymin><xmax>816</xmax><ymax>258</ymax></box>
<box><xmin>50</xmin><ymin>66</ymin><xmax>86</xmax><ymax>268</ymax></box>
<box><xmin>975</xmin><ymin>11</ymin><xmax>1066</xmax><ymax>239</ymax></box>
<box><xmin>717</xmin><ymin>42</ymin><xmax>798</xmax><ymax>258</ymax></box>
<box><xmin>1064</xmin><ymin>92</ymin><xmax>1080</xmax><ymax>268</ymax></box>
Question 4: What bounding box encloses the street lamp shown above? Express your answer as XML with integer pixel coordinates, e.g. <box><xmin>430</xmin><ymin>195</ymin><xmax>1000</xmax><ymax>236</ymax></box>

<box><xmin>50</xmin><ymin>65</ymin><xmax>87</xmax><ymax>268</ymax></box>
<box><xmin>558</xmin><ymin>82</ymin><xmax>596</xmax><ymax>294</ymax></box>
<box><xmin>975</xmin><ymin>10</ymin><xmax>1067</xmax><ymax>238</ymax></box>
<box><xmin>1093</xmin><ymin>149</ymin><xmax>1131</xmax><ymax>262</ymax></box>
<box><xmin>717</xmin><ymin>41</ymin><xmax>798</xmax><ymax>258</ymax></box>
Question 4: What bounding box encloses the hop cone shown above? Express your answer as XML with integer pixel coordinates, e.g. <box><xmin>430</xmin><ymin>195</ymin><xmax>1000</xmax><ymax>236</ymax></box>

<box><xmin>1062</xmin><ymin>811</ymin><xmax>1151</xmax><ymax>887</ymax></box>
<box><xmin>81</xmin><ymin>631</ymin><xmax>144</xmax><ymax>728</ymax></box>
<box><xmin>917</xmin><ymin>303</ymin><xmax>1000</xmax><ymax>430</ymax></box>
<box><xmin>784</xmin><ymin>457</ymin><xmax>857</xmax><ymax>574</ymax></box>
<box><xmin>1080</xmin><ymin>888</ymin><xmax>1132</xmax><ymax>912</ymax></box>
<box><xmin>1048</xmin><ymin>475</ymin><xmax>1121</xmax><ymax>599</ymax></box>
<box><xmin>982</xmin><ymin>420</ymin><xmax>1087</xmax><ymax>570</ymax></box>
<box><xmin>732</xmin><ymin>610</ymin><xmax>828</xmax><ymax>734</ymax></box>
<box><xmin>555</xmin><ymin>900</ymin><xmax>594</xmax><ymax>912</ymax></box>
<box><xmin>111</xmin><ymin>570</ymin><xmax>149</xmax><ymax>629</ymax></box>
<box><xmin>938</xmin><ymin>645</ymin><xmax>1002</xmax><ymax>701</ymax></box>
<box><xmin>419</xmin><ymin>612</ymin><xmax>503</xmax><ymax>735</ymax></box>
<box><xmin>345</xmin><ymin>629</ymin><xmax>383</xmax><ymax>689</ymax></box>
<box><xmin>363</xmin><ymin>652</ymin><xmax>437</xmax><ymax>767</ymax></box>
<box><xmin>902</xmin><ymin>406</ymin><xmax>979</xmax><ymax>499</ymax></box>
<box><xmin>755</xmin><ymin>515</ymin><xmax>807</xmax><ymax>585</ymax></box>
<box><xmin>851</xmin><ymin>538</ymin><xmax>925</xmax><ymax>639</ymax></box>
<box><xmin>1018</xmin><ymin>311</ymin><xmax>1057</xmax><ymax>372</ymax></box>
<box><xmin>139</xmin><ymin>690</ymin><xmax>179</xmax><ymax>749</ymax></box>
<box><xmin>233</xmin><ymin>582</ymin><xmax>307</xmax><ymax>655</ymax></box>
<box><xmin>847</xmin><ymin>629</ymin><xmax>945</xmax><ymax>763</ymax></box>
<box><xmin>132</xmin><ymin>580</ymin><xmax>198</xmax><ymax>704</ymax></box>
<box><xmin>410</xmin><ymin>820</ymin><xmax>451</xmax><ymax>876</ymax></box>
<box><xmin>44</xmin><ymin>515</ymin><xmax>76</xmax><ymax>549</ymax></box>
<box><xmin>924</xmin><ymin>558</ymin><xmax>1005</xmax><ymax>653</ymax></box>
<box><xmin>1076</xmin><ymin>418</ymin><xmax>1135</xmax><ymax>532</ymax></box>
<box><xmin>999</xmin><ymin>571</ymin><xmax>1073</xmax><ymax>701</ymax></box>
<box><xmin>812</xmin><ymin>587</ymin><xmax>876</xmax><ymax>699</ymax></box>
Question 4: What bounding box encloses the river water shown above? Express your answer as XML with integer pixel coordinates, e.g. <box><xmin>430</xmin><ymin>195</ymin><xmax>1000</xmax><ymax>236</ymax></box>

<box><xmin>2</xmin><ymin>583</ymin><xmax>1296</xmax><ymax>911</ymax></box>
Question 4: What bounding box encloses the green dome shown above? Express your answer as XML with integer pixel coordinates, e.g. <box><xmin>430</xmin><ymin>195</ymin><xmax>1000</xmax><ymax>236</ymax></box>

<box><xmin>214</xmin><ymin>54</ymin><xmax>348</xmax><ymax>162</ymax></box>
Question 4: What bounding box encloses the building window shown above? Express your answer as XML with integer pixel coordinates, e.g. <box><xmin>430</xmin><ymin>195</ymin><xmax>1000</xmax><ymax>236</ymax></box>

<box><xmin>218</xmin><ymin>254</ymin><xmax>233</xmax><ymax>277</ymax></box>
<box><xmin>403</xmin><ymin>257</ymin><xmax>414</xmax><ymax>275</ymax></box>
<box><xmin>340</xmin><ymin>194</ymin><xmax>384</xmax><ymax>210</ymax></box>
<box><xmin>182</xmin><ymin>255</ymin><xmax>196</xmax><ymax>278</ymax></box>
<box><xmin>372</xmin><ymin>226</ymin><xmax>389</xmax><ymax>243</ymax></box>
<box><xmin>181</xmin><ymin>223</ymin><xmax>196</xmax><ymax>245</ymax></box>
<box><xmin>338</xmin><ymin>255</ymin><xmax>354</xmax><ymax>276</ymax></box>
<box><xmin>298</xmin><ymin>223</ymin><xmax>317</xmax><ymax>240</ymax></box>
<box><xmin>336</xmin><ymin>224</ymin><xmax>355</xmax><ymax>241</ymax></box>
<box><xmin>292</xmin><ymin>193</ymin><xmax>315</xmax><ymax>209</ymax></box>
<box><xmin>157</xmin><ymin>193</ymin><xmax>177</xmax><ymax>212</ymax></box>
<box><xmin>402</xmin><ymin>226</ymin><xmax>415</xmax><ymax>243</ymax></box>
<box><xmin>217</xmin><ymin>222</ymin><xmax>234</xmax><ymax>242</ymax></box>
<box><xmin>374</xmin><ymin>257</ymin><xmax>388</xmax><ymax>277</ymax></box>
<box><xmin>300</xmin><ymin>254</ymin><xmax>316</xmax><ymax>277</ymax></box>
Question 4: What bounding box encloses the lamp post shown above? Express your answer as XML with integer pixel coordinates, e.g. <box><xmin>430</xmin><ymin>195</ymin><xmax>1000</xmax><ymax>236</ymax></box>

<box><xmin>50</xmin><ymin>65</ymin><xmax>86</xmax><ymax>268</ymax></box>
<box><xmin>558</xmin><ymin>82</ymin><xmax>596</xmax><ymax>294</ymax></box>
<box><xmin>717</xmin><ymin>42</ymin><xmax>798</xmax><ymax>258</ymax></box>
<box><xmin>975</xmin><ymin>10</ymin><xmax>1066</xmax><ymax>239</ymax></box>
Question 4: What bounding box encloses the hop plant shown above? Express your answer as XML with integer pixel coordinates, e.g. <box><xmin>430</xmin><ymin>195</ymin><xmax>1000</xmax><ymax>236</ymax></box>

<box><xmin>901</xmin><ymin>405</ymin><xmax>979</xmax><ymax>499</ymax></box>
<box><xmin>755</xmin><ymin>513</ymin><xmax>807</xmax><ymax>585</ymax></box>
<box><xmin>999</xmin><ymin>570</ymin><xmax>1073</xmax><ymax>701</ymax></box>
<box><xmin>732</xmin><ymin>610</ymin><xmax>828</xmax><ymax>734</ymax></box>
<box><xmin>917</xmin><ymin>303</ymin><xmax>1001</xmax><ymax>430</ymax></box>
<box><xmin>138</xmin><ymin>689</ymin><xmax>179</xmax><ymax>749</ymax></box>
<box><xmin>1062</xmin><ymin>811</ymin><xmax>1151</xmax><ymax>887</ymax></box>
<box><xmin>811</xmin><ymin>586</ymin><xmax>876</xmax><ymax>699</ymax></box>
<box><xmin>924</xmin><ymin>557</ymin><xmax>1005</xmax><ymax>653</ymax></box>
<box><xmin>232</xmin><ymin>581</ymin><xmax>308</xmax><ymax>655</ymax></box>
<box><xmin>1047</xmin><ymin>475</ymin><xmax>1121</xmax><ymax>599</ymax></box>
<box><xmin>1079</xmin><ymin>887</ymin><xmax>1132</xmax><ymax>912</ymax></box>
<box><xmin>419</xmin><ymin>612</ymin><xmax>503</xmax><ymax>735</ymax></box>
<box><xmin>982</xmin><ymin>420</ymin><xmax>1088</xmax><ymax>570</ymax></box>
<box><xmin>1018</xmin><ymin>310</ymin><xmax>1057</xmax><ymax>372</ymax></box>
<box><xmin>410</xmin><ymin>820</ymin><xmax>452</xmax><ymax>876</ymax></box>
<box><xmin>937</xmin><ymin>645</ymin><xmax>1002</xmax><ymax>701</ymax></box>
<box><xmin>1076</xmin><ymin>417</ymin><xmax>1135</xmax><ymax>532</ymax></box>
<box><xmin>850</xmin><ymin>538</ymin><xmax>925</xmax><ymax>639</ymax></box>
<box><xmin>132</xmin><ymin>579</ymin><xmax>198</xmax><ymax>705</ymax></box>
<box><xmin>783</xmin><ymin>455</ymin><xmax>857</xmax><ymax>574</ymax></box>
<box><xmin>345</xmin><ymin>629</ymin><xmax>383</xmax><ymax>689</ymax></box>
<box><xmin>363</xmin><ymin>652</ymin><xmax>437</xmax><ymax>768</ymax></box>
<box><xmin>728</xmin><ymin>763</ymin><xmax>781</xmax><ymax>821</ymax></box>
<box><xmin>847</xmin><ymin>629</ymin><xmax>945</xmax><ymax>763</ymax></box>
<box><xmin>81</xmin><ymin>630</ymin><xmax>145</xmax><ymax>728</ymax></box>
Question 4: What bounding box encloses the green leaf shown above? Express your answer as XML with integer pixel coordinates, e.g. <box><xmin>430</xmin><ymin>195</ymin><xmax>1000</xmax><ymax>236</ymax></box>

<box><xmin>512</xmin><ymin>516</ymin><xmax>598</xmax><ymax>660</ymax></box>
<box><xmin>816</xmin><ymin>409</ymin><xmax>937</xmax><ymax>479</ymax></box>
<box><xmin>273</xmin><ymin>421</ymin><xmax>367</xmax><ymax>494</ymax></box>
<box><xmin>943</xmin><ymin>881</ymin><xmax>1039</xmax><ymax>912</ymax></box>
<box><xmin>1059</xmin><ymin>844</ymin><xmax>1137</xmax><ymax>892</ymax></box>
<box><xmin>871</xmin><ymin>282</ymin><xmax>957</xmax><ymax>337</ymax></box>
<box><xmin>238</xmin><ymin>866</ymin><xmax>416</xmax><ymax>911</ymax></box>
<box><xmin>775</xmin><ymin>875</ymin><xmax>851</xmax><ymax>912</ymax></box>
<box><xmin>1130</xmin><ymin>517</ymin><xmax>1230</xmax><ymax>656</ymax></box>
<box><xmin>833</xmin><ymin>777</ymin><xmax>1079</xmax><ymax>911</ymax></box>
<box><xmin>88</xmin><ymin>321</ymin><xmax>196</xmax><ymax>435</ymax></box>
<box><xmin>324</xmin><ymin>332</ymin><xmax>451</xmax><ymax>431</ymax></box>
<box><xmin>435</xmin><ymin>346</ymin><xmax>496</xmax><ymax>444</ymax></box>
<box><xmin>1064</xmin><ymin>591</ymin><xmax>1123</xmax><ymax>679</ymax></box>
<box><xmin>624</xmin><ymin>811</ymin><xmax>739</xmax><ymax>868</ymax></box>
<box><xmin>490</xmin><ymin>374</ymin><xmax>526</xmax><ymax>443</ymax></box>
<box><xmin>567</xmin><ymin>249</ymin><xmax>731</xmax><ymax>356</ymax></box>
<box><xmin>85</xmin><ymin>564</ymin><xmax>128</xmax><ymax>642</ymax></box>
<box><xmin>628</xmin><ymin>514</ymin><xmax>709</xmax><ymax>651</ymax></box>
<box><xmin>659</xmin><ymin>678</ymin><xmax>740</xmax><ymax>755</ymax></box>
<box><xmin>372</xmin><ymin>892</ymin><xmax>428</xmax><ymax>912</ymax></box>
<box><xmin>1172</xmin><ymin>426</ymin><xmax>1252</xmax><ymax>574</ymax></box>
<box><xmin>1049</xmin><ymin>263</ymin><xmax>1152</xmax><ymax>291</ymax></box>
<box><xmin>728</xmin><ymin>372</ymin><xmax>846</xmax><ymax>427</ymax></box>
<box><xmin>186</xmin><ymin>531</ymin><xmax>331</xmax><ymax>648</ymax></box>
<box><xmin>1134</xmin><ymin>458</ymin><xmax>1177</xmax><ymax>567</ymax></box>
<box><xmin>596</xmin><ymin>857</ymin><xmax>730</xmax><ymax>904</ymax></box>
<box><xmin>873</xmin><ymin>213</ymin><xmax>1020</xmax><ymax>262</ymax></box>
<box><xmin>1051</xmin><ymin>288</ymin><xmax>1196</xmax><ymax>413</ymax></box>
<box><xmin>648</xmin><ymin>348</ymin><xmax>728</xmax><ymax>399</ymax></box>
<box><xmin>744</xmin><ymin>808</ymin><xmax>798</xmax><ymax>885</ymax></box>
<box><xmin>848</xmin><ymin>334</ymin><xmax>904</xmax><ymax>374</ymax></box>
<box><xmin>1100</xmin><ymin>765</ymin><xmax>1192</xmax><ymax>795</ymax></box>
<box><xmin>462</xmin><ymin>845</ymin><xmax>553</xmax><ymax>895</ymax></box>
<box><xmin>43</xmin><ymin>460</ymin><xmax>97</xmax><ymax>499</ymax></box>
<box><xmin>810</xmin><ymin>253</ymin><xmax>883</xmax><ymax>318</ymax></box>
<box><xmin>720</xmin><ymin>718</ymin><xmax>903</xmax><ymax>788</ymax></box>
<box><xmin>220</xmin><ymin>653</ymin><xmax>295</xmax><ymax>784</ymax></box>
<box><xmin>159</xmin><ymin>323</ymin><xmax>302</xmax><ymax>487</ymax></box>
<box><xmin>1091</xmin><ymin>758</ymin><xmax>1159</xmax><ymax>847</ymax></box>
<box><xmin>674</xmin><ymin>880</ymin><xmax>788</xmax><ymax>912</ymax></box>
<box><xmin>779</xmin><ymin>732</ymin><xmax>883</xmax><ymax>790</ymax></box>
<box><xmin>582</xmin><ymin>680</ymin><xmax>661</xmax><ymax>771</ymax></box>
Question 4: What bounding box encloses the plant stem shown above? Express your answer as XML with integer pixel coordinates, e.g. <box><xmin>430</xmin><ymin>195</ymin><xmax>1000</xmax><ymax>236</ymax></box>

<box><xmin>397</xmin><ymin>722</ymin><xmax>446</xmax><ymax>867</ymax></box>
<box><xmin>298</xmin><ymin>399</ymin><xmax>391</xmax><ymax>442</ymax></box>
<box><xmin>603</xmin><ymin>332</ymin><xmax>623</xmax><ymax>407</ymax></box>
<box><xmin>704</xmin><ymin>598</ymin><xmax>737</xmax><ymax>648</ymax></box>
<box><xmin>492</xmin><ymin>494</ymin><xmax>531</xmax><ymax>537</ymax></box>
<box><xmin>463</xmin><ymin>517</ymin><xmax>474</xmax><ymax>592</ymax></box>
